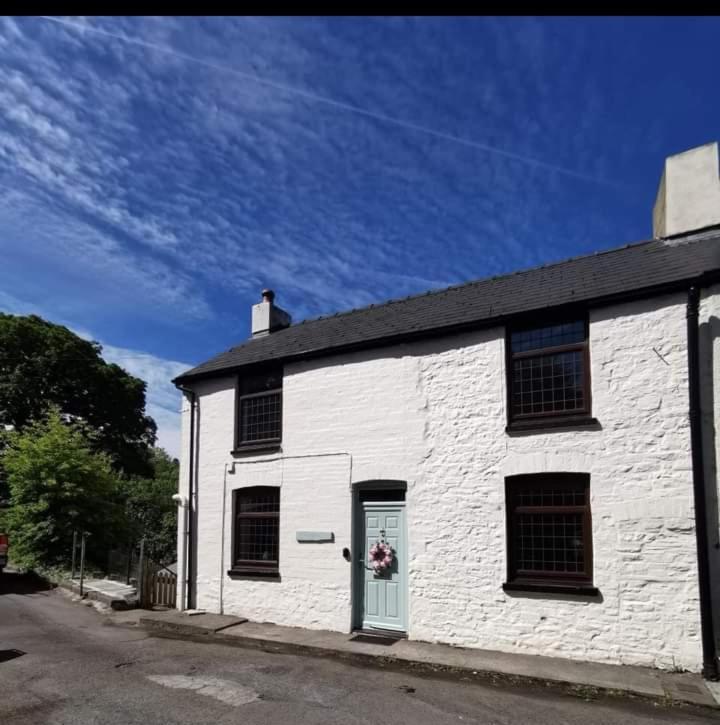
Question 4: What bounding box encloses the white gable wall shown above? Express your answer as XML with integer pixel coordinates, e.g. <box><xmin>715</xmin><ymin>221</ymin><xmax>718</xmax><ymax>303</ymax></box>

<box><xmin>180</xmin><ymin>290</ymin><xmax>706</xmax><ymax>671</ymax></box>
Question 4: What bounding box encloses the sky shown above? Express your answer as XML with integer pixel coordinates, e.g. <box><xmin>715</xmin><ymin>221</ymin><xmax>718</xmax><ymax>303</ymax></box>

<box><xmin>1</xmin><ymin>16</ymin><xmax>719</xmax><ymax>458</ymax></box>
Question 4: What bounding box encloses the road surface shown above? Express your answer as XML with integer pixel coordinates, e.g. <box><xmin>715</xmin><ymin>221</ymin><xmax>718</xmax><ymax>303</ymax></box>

<box><xmin>0</xmin><ymin>570</ymin><xmax>716</xmax><ymax>724</ymax></box>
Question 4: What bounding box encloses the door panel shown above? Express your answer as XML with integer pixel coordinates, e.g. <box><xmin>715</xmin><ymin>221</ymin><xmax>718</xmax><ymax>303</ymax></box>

<box><xmin>386</xmin><ymin>582</ymin><xmax>399</xmax><ymax>618</ymax></box>
<box><xmin>361</xmin><ymin>504</ymin><xmax>406</xmax><ymax>632</ymax></box>
<box><xmin>366</xmin><ymin>581</ymin><xmax>379</xmax><ymax>616</ymax></box>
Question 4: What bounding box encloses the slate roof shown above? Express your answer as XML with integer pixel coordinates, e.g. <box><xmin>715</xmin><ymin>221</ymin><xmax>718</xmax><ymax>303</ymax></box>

<box><xmin>174</xmin><ymin>229</ymin><xmax>720</xmax><ymax>385</ymax></box>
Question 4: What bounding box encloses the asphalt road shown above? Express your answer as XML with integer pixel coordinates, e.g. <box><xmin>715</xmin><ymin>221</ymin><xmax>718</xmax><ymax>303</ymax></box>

<box><xmin>0</xmin><ymin>571</ymin><xmax>717</xmax><ymax>725</ymax></box>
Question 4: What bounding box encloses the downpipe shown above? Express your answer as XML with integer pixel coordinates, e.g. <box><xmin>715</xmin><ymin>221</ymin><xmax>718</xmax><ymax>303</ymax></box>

<box><xmin>172</xmin><ymin>493</ymin><xmax>188</xmax><ymax>611</ymax></box>
<box><xmin>177</xmin><ymin>386</ymin><xmax>196</xmax><ymax>612</ymax></box>
<box><xmin>687</xmin><ymin>285</ymin><xmax>719</xmax><ymax>680</ymax></box>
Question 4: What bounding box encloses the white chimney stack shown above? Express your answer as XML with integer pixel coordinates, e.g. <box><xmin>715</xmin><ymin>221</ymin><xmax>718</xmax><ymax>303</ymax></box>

<box><xmin>251</xmin><ymin>289</ymin><xmax>292</xmax><ymax>337</ymax></box>
<box><xmin>653</xmin><ymin>141</ymin><xmax>720</xmax><ymax>238</ymax></box>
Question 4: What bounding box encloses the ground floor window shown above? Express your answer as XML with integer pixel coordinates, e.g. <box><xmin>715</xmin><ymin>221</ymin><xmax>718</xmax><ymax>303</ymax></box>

<box><xmin>232</xmin><ymin>486</ymin><xmax>280</xmax><ymax>575</ymax></box>
<box><xmin>505</xmin><ymin>473</ymin><xmax>593</xmax><ymax>591</ymax></box>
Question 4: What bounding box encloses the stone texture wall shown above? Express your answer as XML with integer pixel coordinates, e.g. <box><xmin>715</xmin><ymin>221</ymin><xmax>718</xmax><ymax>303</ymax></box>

<box><xmin>179</xmin><ymin>291</ymin><xmax>706</xmax><ymax>671</ymax></box>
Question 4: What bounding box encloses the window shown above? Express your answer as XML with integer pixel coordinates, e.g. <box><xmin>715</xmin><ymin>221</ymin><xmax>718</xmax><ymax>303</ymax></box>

<box><xmin>507</xmin><ymin>317</ymin><xmax>590</xmax><ymax>427</ymax></box>
<box><xmin>505</xmin><ymin>473</ymin><xmax>594</xmax><ymax>592</ymax></box>
<box><xmin>236</xmin><ymin>369</ymin><xmax>283</xmax><ymax>448</ymax></box>
<box><xmin>232</xmin><ymin>486</ymin><xmax>280</xmax><ymax>575</ymax></box>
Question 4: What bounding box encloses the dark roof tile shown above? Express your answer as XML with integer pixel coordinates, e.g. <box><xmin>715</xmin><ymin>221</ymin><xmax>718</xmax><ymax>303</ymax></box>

<box><xmin>174</xmin><ymin>230</ymin><xmax>720</xmax><ymax>384</ymax></box>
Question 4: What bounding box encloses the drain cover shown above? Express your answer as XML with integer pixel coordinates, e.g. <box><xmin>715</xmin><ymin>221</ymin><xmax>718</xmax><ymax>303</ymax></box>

<box><xmin>349</xmin><ymin>634</ymin><xmax>398</xmax><ymax>646</ymax></box>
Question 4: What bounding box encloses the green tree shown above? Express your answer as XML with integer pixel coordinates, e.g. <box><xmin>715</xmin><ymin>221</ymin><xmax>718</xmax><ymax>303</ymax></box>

<box><xmin>118</xmin><ymin>448</ymin><xmax>179</xmax><ymax>564</ymax></box>
<box><xmin>4</xmin><ymin>408</ymin><xmax>122</xmax><ymax>570</ymax></box>
<box><xmin>0</xmin><ymin>314</ymin><xmax>157</xmax><ymax>480</ymax></box>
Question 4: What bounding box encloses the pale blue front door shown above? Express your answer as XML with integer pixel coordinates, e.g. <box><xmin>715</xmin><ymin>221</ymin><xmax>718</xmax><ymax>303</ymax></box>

<box><xmin>360</xmin><ymin>502</ymin><xmax>407</xmax><ymax>632</ymax></box>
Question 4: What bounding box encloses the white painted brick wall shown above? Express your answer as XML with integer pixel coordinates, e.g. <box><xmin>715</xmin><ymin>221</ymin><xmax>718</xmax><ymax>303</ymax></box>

<box><xmin>179</xmin><ymin>291</ymin><xmax>708</xmax><ymax>671</ymax></box>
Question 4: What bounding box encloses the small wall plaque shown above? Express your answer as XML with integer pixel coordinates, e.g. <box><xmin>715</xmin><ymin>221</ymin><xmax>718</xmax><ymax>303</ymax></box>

<box><xmin>296</xmin><ymin>531</ymin><xmax>334</xmax><ymax>543</ymax></box>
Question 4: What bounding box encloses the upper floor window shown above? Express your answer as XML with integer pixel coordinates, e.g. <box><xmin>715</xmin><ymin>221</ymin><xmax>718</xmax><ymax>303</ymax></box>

<box><xmin>507</xmin><ymin>317</ymin><xmax>590</xmax><ymax>427</ymax></box>
<box><xmin>236</xmin><ymin>369</ymin><xmax>283</xmax><ymax>448</ymax></box>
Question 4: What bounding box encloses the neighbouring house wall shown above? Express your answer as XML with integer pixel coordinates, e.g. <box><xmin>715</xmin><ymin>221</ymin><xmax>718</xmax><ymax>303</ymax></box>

<box><xmin>700</xmin><ymin>283</ymin><xmax>720</xmax><ymax>654</ymax></box>
<box><xmin>412</xmin><ymin>293</ymin><xmax>699</xmax><ymax>670</ymax></box>
<box><xmin>181</xmin><ymin>291</ymin><xmax>703</xmax><ymax>671</ymax></box>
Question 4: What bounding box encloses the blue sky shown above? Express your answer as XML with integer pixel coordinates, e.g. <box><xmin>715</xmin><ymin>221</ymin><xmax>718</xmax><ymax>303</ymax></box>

<box><xmin>1</xmin><ymin>16</ymin><xmax>719</xmax><ymax>456</ymax></box>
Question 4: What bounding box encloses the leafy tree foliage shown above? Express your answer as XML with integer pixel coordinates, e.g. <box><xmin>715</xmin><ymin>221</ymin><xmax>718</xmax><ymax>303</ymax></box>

<box><xmin>0</xmin><ymin>314</ymin><xmax>157</xmax><ymax>478</ymax></box>
<box><xmin>3</xmin><ymin>408</ymin><xmax>122</xmax><ymax>570</ymax></box>
<box><xmin>118</xmin><ymin>448</ymin><xmax>179</xmax><ymax>564</ymax></box>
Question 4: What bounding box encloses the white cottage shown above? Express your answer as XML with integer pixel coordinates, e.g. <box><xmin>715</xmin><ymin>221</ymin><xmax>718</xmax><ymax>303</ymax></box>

<box><xmin>173</xmin><ymin>143</ymin><xmax>720</xmax><ymax>677</ymax></box>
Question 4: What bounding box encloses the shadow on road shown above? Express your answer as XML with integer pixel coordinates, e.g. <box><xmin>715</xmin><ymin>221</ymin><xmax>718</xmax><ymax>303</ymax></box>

<box><xmin>0</xmin><ymin>570</ymin><xmax>54</xmax><ymax>596</ymax></box>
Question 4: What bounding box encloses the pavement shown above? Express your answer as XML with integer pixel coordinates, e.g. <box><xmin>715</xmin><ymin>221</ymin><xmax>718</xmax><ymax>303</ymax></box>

<box><xmin>130</xmin><ymin>608</ymin><xmax>719</xmax><ymax>709</ymax></box>
<box><xmin>59</xmin><ymin>576</ymin><xmax>137</xmax><ymax>609</ymax></box>
<box><xmin>2</xmin><ymin>571</ymin><xmax>719</xmax><ymax>724</ymax></box>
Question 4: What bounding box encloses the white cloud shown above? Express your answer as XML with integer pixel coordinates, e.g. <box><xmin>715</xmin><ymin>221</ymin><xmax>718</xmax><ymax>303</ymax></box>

<box><xmin>1</xmin><ymin>15</ymin><xmax>571</xmax><ymax>326</ymax></box>
<box><xmin>0</xmin><ymin>188</ymin><xmax>211</xmax><ymax>321</ymax></box>
<box><xmin>100</xmin><ymin>343</ymin><xmax>187</xmax><ymax>459</ymax></box>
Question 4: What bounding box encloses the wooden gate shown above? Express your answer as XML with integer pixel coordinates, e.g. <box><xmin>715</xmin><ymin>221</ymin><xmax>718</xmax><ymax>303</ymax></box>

<box><xmin>141</xmin><ymin>562</ymin><xmax>177</xmax><ymax>609</ymax></box>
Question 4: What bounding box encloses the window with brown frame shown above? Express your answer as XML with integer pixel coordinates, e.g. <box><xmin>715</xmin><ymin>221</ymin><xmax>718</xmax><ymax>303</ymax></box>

<box><xmin>504</xmin><ymin>473</ymin><xmax>594</xmax><ymax>592</ymax></box>
<box><xmin>232</xmin><ymin>486</ymin><xmax>280</xmax><ymax>575</ymax></box>
<box><xmin>507</xmin><ymin>317</ymin><xmax>590</xmax><ymax>426</ymax></box>
<box><xmin>236</xmin><ymin>369</ymin><xmax>283</xmax><ymax>448</ymax></box>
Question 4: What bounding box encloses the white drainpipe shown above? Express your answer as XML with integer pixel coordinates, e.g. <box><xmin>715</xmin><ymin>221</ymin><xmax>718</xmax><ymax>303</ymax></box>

<box><xmin>172</xmin><ymin>494</ymin><xmax>189</xmax><ymax>611</ymax></box>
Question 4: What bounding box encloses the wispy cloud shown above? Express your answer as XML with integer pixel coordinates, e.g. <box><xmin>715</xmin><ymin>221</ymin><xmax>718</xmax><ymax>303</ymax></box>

<box><xmin>100</xmin><ymin>343</ymin><xmax>187</xmax><ymax>459</ymax></box>
<box><xmin>0</xmin><ymin>187</ymin><xmax>211</xmax><ymax>321</ymax></box>
<box><xmin>1</xmin><ymin>18</ymin><xmax>628</xmax><ymax>317</ymax></box>
<box><xmin>1</xmin><ymin>15</ymin><xmax>688</xmax><ymax>375</ymax></box>
<box><xmin>38</xmin><ymin>15</ymin><xmax>621</xmax><ymax>188</ymax></box>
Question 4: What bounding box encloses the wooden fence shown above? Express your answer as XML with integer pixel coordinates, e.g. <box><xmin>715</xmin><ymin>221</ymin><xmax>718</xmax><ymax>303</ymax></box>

<box><xmin>140</xmin><ymin>562</ymin><xmax>177</xmax><ymax>609</ymax></box>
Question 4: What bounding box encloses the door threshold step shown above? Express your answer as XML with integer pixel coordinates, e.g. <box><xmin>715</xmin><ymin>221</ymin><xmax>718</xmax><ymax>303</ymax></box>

<box><xmin>352</xmin><ymin>628</ymin><xmax>407</xmax><ymax>643</ymax></box>
<box><xmin>350</xmin><ymin>633</ymin><xmax>400</xmax><ymax>646</ymax></box>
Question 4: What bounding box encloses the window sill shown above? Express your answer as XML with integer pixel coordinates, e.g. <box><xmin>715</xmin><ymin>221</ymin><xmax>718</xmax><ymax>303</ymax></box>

<box><xmin>503</xmin><ymin>581</ymin><xmax>599</xmax><ymax>596</ymax></box>
<box><xmin>227</xmin><ymin>568</ymin><xmax>280</xmax><ymax>581</ymax></box>
<box><xmin>506</xmin><ymin>415</ymin><xmax>599</xmax><ymax>433</ymax></box>
<box><xmin>231</xmin><ymin>443</ymin><xmax>282</xmax><ymax>456</ymax></box>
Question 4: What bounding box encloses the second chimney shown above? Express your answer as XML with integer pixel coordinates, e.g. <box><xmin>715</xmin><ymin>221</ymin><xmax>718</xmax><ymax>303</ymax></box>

<box><xmin>251</xmin><ymin>289</ymin><xmax>292</xmax><ymax>337</ymax></box>
<box><xmin>653</xmin><ymin>141</ymin><xmax>720</xmax><ymax>238</ymax></box>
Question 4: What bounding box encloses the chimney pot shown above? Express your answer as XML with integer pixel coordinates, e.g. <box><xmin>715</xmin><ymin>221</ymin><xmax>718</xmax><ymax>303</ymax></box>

<box><xmin>262</xmin><ymin>289</ymin><xmax>275</xmax><ymax>303</ymax></box>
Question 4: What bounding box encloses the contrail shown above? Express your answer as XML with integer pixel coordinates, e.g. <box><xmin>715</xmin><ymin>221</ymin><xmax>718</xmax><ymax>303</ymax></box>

<box><xmin>37</xmin><ymin>15</ymin><xmax>619</xmax><ymax>187</ymax></box>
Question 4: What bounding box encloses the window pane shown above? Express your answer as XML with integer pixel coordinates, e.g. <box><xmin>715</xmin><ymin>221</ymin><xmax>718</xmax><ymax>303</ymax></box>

<box><xmin>517</xmin><ymin>487</ymin><xmax>586</xmax><ymax>507</ymax></box>
<box><xmin>237</xmin><ymin>489</ymin><xmax>280</xmax><ymax>514</ymax></box>
<box><xmin>511</xmin><ymin>350</ymin><xmax>585</xmax><ymax>416</ymax></box>
<box><xmin>240</xmin><ymin>370</ymin><xmax>283</xmax><ymax>395</ymax></box>
<box><xmin>235</xmin><ymin>488</ymin><xmax>280</xmax><ymax>567</ymax></box>
<box><xmin>515</xmin><ymin>512</ymin><xmax>585</xmax><ymax>573</ymax></box>
<box><xmin>511</xmin><ymin>320</ymin><xmax>585</xmax><ymax>353</ymax></box>
<box><xmin>236</xmin><ymin>517</ymin><xmax>279</xmax><ymax>563</ymax></box>
<box><xmin>240</xmin><ymin>391</ymin><xmax>282</xmax><ymax>442</ymax></box>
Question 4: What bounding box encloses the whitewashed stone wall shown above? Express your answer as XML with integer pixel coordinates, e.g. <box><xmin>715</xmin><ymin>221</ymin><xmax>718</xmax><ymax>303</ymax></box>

<box><xmin>179</xmin><ymin>291</ymin><xmax>707</xmax><ymax>671</ymax></box>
